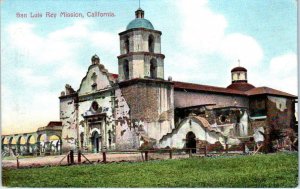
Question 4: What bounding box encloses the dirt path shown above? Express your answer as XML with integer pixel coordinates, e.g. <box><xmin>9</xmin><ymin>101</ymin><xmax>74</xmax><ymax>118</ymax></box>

<box><xmin>2</xmin><ymin>152</ymin><xmax>190</xmax><ymax>169</ymax></box>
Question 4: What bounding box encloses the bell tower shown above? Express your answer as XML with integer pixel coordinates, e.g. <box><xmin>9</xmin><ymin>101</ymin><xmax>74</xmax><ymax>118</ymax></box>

<box><xmin>118</xmin><ymin>8</ymin><xmax>165</xmax><ymax>81</ymax></box>
<box><xmin>115</xmin><ymin>8</ymin><xmax>174</xmax><ymax>150</ymax></box>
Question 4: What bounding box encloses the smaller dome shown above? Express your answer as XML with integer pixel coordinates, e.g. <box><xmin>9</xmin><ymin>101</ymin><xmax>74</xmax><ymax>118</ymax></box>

<box><xmin>231</xmin><ymin>66</ymin><xmax>247</xmax><ymax>72</ymax></box>
<box><xmin>126</xmin><ymin>18</ymin><xmax>154</xmax><ymax>30</ymax></box>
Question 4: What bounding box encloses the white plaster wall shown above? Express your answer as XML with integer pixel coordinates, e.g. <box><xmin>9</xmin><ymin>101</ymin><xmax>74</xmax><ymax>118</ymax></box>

<box><xmin>132</xmin><ymin>58</ymin><xmax>144</xmax><ymax>78</ymax></box>
<box><xmin>78</xmin><ymin>91</ymin><xmax>115</xmax><ymax>150</ymax></box>
<box><xmin>159</xmin><ymin>118</ymin><xmax>223</xmax><ymax>148</ymax></box>
<box><xmin>60</xmin><ymin>97</ymin><xmax>77</xmax><ymax>152</ymax></box>
<box><xmin>239</xmin><ymin>111</ymin><xmax>248</xmax><ymax>137</ymax></box>
<box><xmin>132</xmin><ymin>32</ymin><xmax>143</xmax><ymax>52</ymax></box>
<box><xmin>78</xmin><ymin>65</ymin><xmax>111</xmax><ymax>96</ymax></box>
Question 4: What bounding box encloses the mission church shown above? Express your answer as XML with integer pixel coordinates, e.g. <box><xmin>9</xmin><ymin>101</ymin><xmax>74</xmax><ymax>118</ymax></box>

<box><xmin>57</xmin><ymin>8</ymin><xmax>297</xmax><ymax>153</ymax></box>
<box><xmin>3</xmin><ymin>8</ymin><xmax>297</xmax><ymax>155</ymax></box>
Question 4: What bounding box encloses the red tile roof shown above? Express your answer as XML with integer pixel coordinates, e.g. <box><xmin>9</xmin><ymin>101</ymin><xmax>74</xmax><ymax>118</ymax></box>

<box><xmin>173</xmin><ymin>81</ymin><xmax>246</xmax><ymax>95</ymax></box>
<box><xmin>47</xmin><ymin>121</ymin><xmax>62</xmax><ymax>127</ymax></box>
<box><xmin>245</xmin><ymin>87</ymin><xmax>297</xmax><ymax>98</ymax></box>
<box><xmin>227</xmin><ymin>82</ymin><xmax>255</xmax><ymax>91</ymax></box>
<box><xmin>231</xmin><ymin>66</ymin><xmax>247</xmax><ymax>72</ymax></box>
<box><xmin>174</xmin><ymin>81</ymin><xmax>297</xmax><ymax>98</ymax></box>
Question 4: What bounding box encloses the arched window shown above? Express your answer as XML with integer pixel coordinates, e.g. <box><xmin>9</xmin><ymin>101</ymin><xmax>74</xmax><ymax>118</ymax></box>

<box><xmin>150</xmin><ymin>58</ymin><xmax>157</xmax><ymax>78</ymax></box>
<box><xmin>125</xmin><ymin>38</ymin><xmax>130</xmax><ymax>54</ymax></box>
<box><xmin>123</xmin><ymin>60</ymin><xmax>129</xmax><ymax>80</ymax></box>
<box><xmin>148</xmin><ymin>35</ymin><xmax>154</xmax><ymax>53</ymax></box>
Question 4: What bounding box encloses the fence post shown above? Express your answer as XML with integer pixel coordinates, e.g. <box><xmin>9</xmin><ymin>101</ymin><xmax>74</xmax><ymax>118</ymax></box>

<box><xmin>145</xmin><ymin>151</ymin><xmax>148</xmax><ymax>161</ymax></box>
<box><xmin>67</xmin><ymin>154</ymin><xmax>70</xmax><ymax>164</ymax></box>
<box><xmin>102</xmin><ymin>151</ymin><xmax>107</xmax><ymax>163</ymax></box>
<box><xmin>169</xmin><ymin>149</ymin><xmax>172</xmax><ymax>159</ymax></box>
<box><xmin>78</xmin><ymin>150</ymin><xmax>81</xmax><ymax>163</ymax></box>
<box><xmin>242</xmin><ymin>142</ymin><xmax>246</xmax><ymax>154</ymax></box>
<box><xmin>204</xmin><ymin>146</ymin><xmax>207</xmax><ymax>157</ymax></box>
<box><xmin>189</xmin><ymin>149</ymin><xmax>192</xmax><ymax>158</ymax></box>
<box><xmin>70</xmin><ymin>150</ymin><xmax>74</xmax><ymax>164</ymax></box>
<box><xmin>16</xmin><ymin>156</ymin><xmax>19</xmax><ymax>169</ymax></box>
<box><xmin>225</xmin><ymin>144</ymin><xmax>228</xmax><ymax>154</ymax></box>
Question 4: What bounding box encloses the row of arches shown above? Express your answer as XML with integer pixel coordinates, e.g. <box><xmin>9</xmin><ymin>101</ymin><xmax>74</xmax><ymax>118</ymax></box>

<box><xmin>123</xmin><ymin>58</ymin><xmax>157</xmax><ymax>80</ymax></box>
<box><xmin>124</xmin><ymin>34</ymin><xmax>155</xmax><ymax>54</ymax></box>
<box><xmin>2</xmin><ymin>134</ymin><xmax>62</xmax><ymax>156</ymax></box>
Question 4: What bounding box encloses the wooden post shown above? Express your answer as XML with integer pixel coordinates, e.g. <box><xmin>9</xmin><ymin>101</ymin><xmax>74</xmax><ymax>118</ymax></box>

<box><xmin>145</xmin><ymin>151</ymin><xmax>148</xmax><ymax>161</ymax></box>
<box><xmin>242</xmin><ymin>142</ymin><xmax>246</xmax><ymax>154</ymax></box>
<box><xmin>16</xmin><ymin>156</ymin><xmax>19</xmax><ymax>169</ymax></box>
<box><xmin>102</xmin><ymin>151</ymin><xmax>107</xmax><ymax>163</ymax></box>
<box><xmin>70</xmin><ymin>150</ymin><xmax>74</xmax><ymax>164</ymax></box>
<box><xmin>204</xmin><ymin>146</ymin><xmax>207</xmax><ymax>157</ymax></box>
<box><xmin>189</xmin><ymin>149</ymin><xmax>192</xmax><ymax>158</ymax></box>
<box><xmin>78</xmin><ymin>150</ymin><xmax>81</xmax><ymax>163</ymax></box>
<box><xmin>225</xmin><ymin>144</ymin><xmax>228</xmax><ymax>154</ymax></box>
<box><xmin>169</xmin><ymin>149</ymin><xmax>172</xmax><ymax>159</ymax></box>
<box><xmin>67</xmin><ymin>154</ymin><xmax>70</xmax><ymax>164</ymax></box>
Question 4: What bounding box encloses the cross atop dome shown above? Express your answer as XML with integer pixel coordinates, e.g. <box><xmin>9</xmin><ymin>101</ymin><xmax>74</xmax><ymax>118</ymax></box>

<box><xmin>135</xmin><ymin>8</ymin><xmax>144</xmax><ymax>18</ymax></box>
<box><xmin>126</xmin><ymin>7</ymin><xmax>154</xmax><ymax>30</ymax></box>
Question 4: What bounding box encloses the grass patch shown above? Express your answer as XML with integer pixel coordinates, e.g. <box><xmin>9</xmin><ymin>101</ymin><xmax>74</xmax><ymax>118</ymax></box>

<box><xmin>2</xmin><ymin>152</ymin><xmax>298</xmax><ymax>187</ymax></box>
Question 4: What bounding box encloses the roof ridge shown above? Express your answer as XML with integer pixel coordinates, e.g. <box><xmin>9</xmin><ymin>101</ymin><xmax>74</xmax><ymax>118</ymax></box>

<box><xmin>173</xmin><ymin>81</ymin><xmax>246</xmax><ymax>95</ymax></box>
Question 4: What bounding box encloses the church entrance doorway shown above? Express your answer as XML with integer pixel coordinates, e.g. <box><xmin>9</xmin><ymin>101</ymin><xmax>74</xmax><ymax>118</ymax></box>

<box><xmin>91</xmin><ymin>131</ymin><xmax>101</xmax><ymax>153</ymax></box>
<box><xmin>186</xmin><ymin>131</ymin><xmax>196</xmax><ymax>153</ymax></box>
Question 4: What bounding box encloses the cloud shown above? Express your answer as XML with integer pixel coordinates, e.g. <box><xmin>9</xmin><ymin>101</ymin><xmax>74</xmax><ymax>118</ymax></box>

<box><xmin>176</xmin><ymin>0</ymin><xmax>227</xmax><ymax>54</ymax></box>
<box><xmin>17</xmin><ymin>68</ymin><xmax>51</xmax><ymax>86</ymax></box>
<box><xmin>266</xmin><ymin>53</ymin><xmax>297</xmax><ymax>95</ymax></box>
<box><xmin>172</xmin><ymin>0</ymin><xmax>264</xmax><ymax>84</ymax></box>
<box><xmin>219</xmin><ymin>33</ymin><xmax>263</xmax><ymax>68</ymax></box>
<box><xmin>3</xmin><ymin>20</ymin><xmax>119</xmax><ymax>134</ymax></box>
<box><xmin>269</xmin><ymin>53</ymin><xmax>297</xmax><ymax>77</ymax></box>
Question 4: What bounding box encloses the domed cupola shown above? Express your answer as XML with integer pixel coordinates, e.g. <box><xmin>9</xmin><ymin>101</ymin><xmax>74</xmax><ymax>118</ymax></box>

<box><xmin>227</xmin><ymin>66</ymin><xmax>255</xmax><ymax>91</ymax></box>
<box><xmin>118</xmin><ymin>8</ymin><xmax>165</xmax><ymax>82</ymax></box>
<box><xmin>126</xmin><ymin>8</ymin><xmax>154</xmax><ymax>30</ymax></box>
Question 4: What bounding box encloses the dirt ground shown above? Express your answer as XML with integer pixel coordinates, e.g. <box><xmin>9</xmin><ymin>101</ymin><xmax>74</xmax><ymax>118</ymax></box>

<box><xmin>2</xmin><ymin>152</ymin><xmax>191</xmax><ymax>169</ymax></box>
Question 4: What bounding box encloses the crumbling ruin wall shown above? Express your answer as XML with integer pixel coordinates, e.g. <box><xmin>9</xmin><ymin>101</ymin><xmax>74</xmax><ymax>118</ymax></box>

<box><xmin>114</xmin><ymin>88</ymin><xmax>140</xmax><ymax>150</ymax></box>
<box><xmin>60</xmin><ymin>95</ymin><xmax>77</xmax><ymax>152</ymax></box>
<box><xmin>257</xmin><ymin>96</ymin><xmax>296</xmax><ymax>152</ymax></box>
<box><xmin>174</xmin><ymin>91</ymin><xmax>249</xmax><ymax>109</ymax></box>
<box><xmin>159</xmin><ymin>117</ymin><xmax>225</xmax><ymax>148</ymax></box>
<box><xmin>119</xmin><ymin>81</ymin><xmax>174</xmax><ymax>144</ymax></box>
<box><xmin>212</xmin><ymin>108</ymin><xmax>249</xmax><ymax>137</ymax></box>
<box><xmin>267</xmin><ymin>96</ymin><xmax>294</xmax><ymax>130</ymax></box>
<box><xmin>249</xmin><ymin>96</ymin><xmax>266</xmax><ymax>117</ymax></box>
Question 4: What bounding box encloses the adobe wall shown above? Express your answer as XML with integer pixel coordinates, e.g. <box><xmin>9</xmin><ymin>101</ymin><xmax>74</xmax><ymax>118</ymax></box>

<box><xmin>114</xmin><ymin>88</ymin><xmax>140</xmax><ymax>150</ymax></box>
<box><xmin>174</xmin><ymin>90</ymin><xmax>249</xmax><ymax>108</ymax></box>
<box><xmin>119</xmin><ymin>80</ymin><xmax>174</xmax><ymax>144</ymax></box>
<box><xmin>266</xmin><ymin>96</ymin><xmax>295</xmax><ymax>130</ymax></box>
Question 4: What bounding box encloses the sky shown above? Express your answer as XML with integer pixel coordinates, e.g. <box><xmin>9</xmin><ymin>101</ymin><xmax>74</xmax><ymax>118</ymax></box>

<box><xmin>1</xmin><ymin>0</ymin><xmax>297</xmax><ymax>135</ymax></box>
